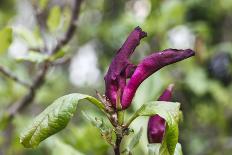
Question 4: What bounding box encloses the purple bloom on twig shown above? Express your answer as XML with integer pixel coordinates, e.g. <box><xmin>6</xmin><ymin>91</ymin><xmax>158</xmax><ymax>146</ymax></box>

<box><xmin>147</xmin><ymin>84</ymin><xmax>174</xmax><ymax>143</ymax></box>
<box><xmin>104</xmin><ymin>26</ymin><xmax>195</xmax><ymax>109</ymax></box>
<box><xmin>104</xmin><ymin>27</ymin><xmax>147</xmax><ymax>107</ymax></box>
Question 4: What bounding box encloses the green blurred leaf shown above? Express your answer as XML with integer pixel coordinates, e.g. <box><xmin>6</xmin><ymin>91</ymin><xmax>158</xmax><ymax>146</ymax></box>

<box><xmin>20</xmin><ymin>93</ymin><xmax>104</xmax><ymax>148</ymax></box>
<box><xmin>0</xmin><ymin>27</ymin><xmax>12</xmax><ymax>53</ymax></box>
<box><xmin>45</xmin><ymin>137</ymin><xmax>84</xmax><ymax>155</ymax></box>
<box><xmin>49</xmin><ymin>48</ymin><xmax>67</xmax><ymax>61</ymax></box>
<box><xmin>39</xmin><ymin>0</ymin><xmax>49</xmax><ymax>10</ymax></box>
<box><xmin>14</xmin><ymin>26</ymin><xmax>42</xmax><ymax>46</ymax></box>
<box><xmin>47</xmin><ymin>6</ymin><xmax>61</xmax><ymax>32</ymax></box>
<box><xmin>0</xmin><ymin>111</ymin><xmax>10</xmax><ymax>130</ymax></box>
<box><xmin>122</xmin><ymin>127</ymin><xmax>143</xmax><ymax>154</ymax></box>
<box><xmin>16</xmin><ymin>51</ymin><xmax>49</xmax><ymax>63</ymax></box>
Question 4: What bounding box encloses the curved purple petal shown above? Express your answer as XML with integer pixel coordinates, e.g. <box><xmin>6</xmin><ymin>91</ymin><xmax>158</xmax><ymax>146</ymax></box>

<box><xmin>147</xmin><ymin>84</ymin><xmax>174</xmax><ymax>143</ymax></box>
<box><xmin>104</xmin><ymin>27</ymin><xmax>147</xmax><ymax>107</ymax></box>
<box><xmin>121</xmin><ymin>49</ymin><xmax>195</xmax><ymax>109</ymax></box>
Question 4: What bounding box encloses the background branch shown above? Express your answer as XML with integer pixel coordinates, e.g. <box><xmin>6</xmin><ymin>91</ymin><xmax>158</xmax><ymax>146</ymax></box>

<box><xmin>6</xmin><ymin>0</ymin><xmax>83</xmax><ymax>120</ymax></box>
<box><xmin>51</xmin><ymin>0</ymin><xmax>82</xmax><ymax>54</ymax></box>
<box><xmin>0</xmin><ymin>65</ymin><xmax>31</xmax><ymax>88</ymax></box>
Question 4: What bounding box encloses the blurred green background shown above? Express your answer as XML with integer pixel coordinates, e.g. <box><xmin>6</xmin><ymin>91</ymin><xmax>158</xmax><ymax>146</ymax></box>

<box><xmin>0</xmin><ymin>0</ymin><xmax>232</xmax><ymax>155</ymax></box>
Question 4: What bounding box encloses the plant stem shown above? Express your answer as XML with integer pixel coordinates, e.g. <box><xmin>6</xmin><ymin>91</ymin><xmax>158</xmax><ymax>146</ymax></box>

<box><xmin>114</xmin><ymin>134</ymin><xmax>122</xmax><ymax>155</ymax></box>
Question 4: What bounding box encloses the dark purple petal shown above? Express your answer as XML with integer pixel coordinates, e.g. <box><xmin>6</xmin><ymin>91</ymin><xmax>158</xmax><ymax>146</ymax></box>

<box><xmin>121</xmin><ymin>49</ymin><xmax>195</xmax><ymax>109</ymax></box>
<box><xmin>104</xmin><ymin>27</ymin><xmax>147</xmax><ymax>107</ymax></box>
<box><xmin>147</xmin><ymin>84</ymin><xmax>174</xmax><ymax>143</ymax></box>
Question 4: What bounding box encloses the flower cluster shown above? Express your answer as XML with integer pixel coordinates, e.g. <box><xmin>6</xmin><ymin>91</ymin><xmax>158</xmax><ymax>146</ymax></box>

<box><xmin>104</xmin><ymin>26</ymin><xmax>195</xmax><ymax>110</ymax></box>
<box><xmin>104</xmin><ymin>26</ymin><xmax>194</xmax><ymax>144</ymax></box>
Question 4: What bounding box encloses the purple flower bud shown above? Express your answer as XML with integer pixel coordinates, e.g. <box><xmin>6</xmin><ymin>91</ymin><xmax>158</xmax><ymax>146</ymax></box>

<box><xmin>121</xmin><ymin>49</ymin><xmax>194</xmax><ymax>109</ymax></box>
<box><xmin>147</xmin><ymin>84</ymin><xmax>174</xmax><ymax>143</ymax></box>
<box><xmin>104</xmin><ymin>26</ymin><xmax>195</xmax><ymax>109</ymax></box>
<box><xmin>104</xmin><ymin>27</ymin><xmax>147</xmax><ymax>107</ymax></box>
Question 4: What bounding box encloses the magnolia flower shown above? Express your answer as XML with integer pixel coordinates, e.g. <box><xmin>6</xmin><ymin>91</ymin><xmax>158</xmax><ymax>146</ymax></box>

<box><xmin>147</xmin><ymin>84</ymin><xmax>174</xmax><ymax>143</ymax></box>
<box><xmin>104</xmin><ymin>26</ymin><xmax>195</xmax><ymax>109</ymax></box>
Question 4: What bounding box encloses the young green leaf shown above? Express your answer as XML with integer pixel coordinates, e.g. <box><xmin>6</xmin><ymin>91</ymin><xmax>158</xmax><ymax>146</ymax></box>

<box><xmin>39</xmin><ymin>0</ymin><xmax>49</xmax><ymax>10</ymax></box>
<box><xmin>174</xmin><ymin>143</ymin><xmax>183</xmax><ymax>155</ymax></box>
<box><xmin>0</xmin><ymin>27</ymin><xmax>12</xmax><ymax>54</ymax></box>
<box><xmin>82</xmin><ymin>111</ymin><xmax>114</xmax><ymax>146</ymax></box>
<box><xmin>140</xmin><ymin>101</ymin><xmax>180</xmax><ymax>155</ymax></box>
<box><xmin>20</xmin><ymin>93</ymin><xmax>104</xmax><ymax>148</ymax></box>
<box><xmin>147</xmin><ymin>143</ymin><xmax>182</xmax><ymax>155</ymax></box>
<box><xmin>122</xmin><ymin>127</ymin><xmax>143</xmax><ymax>154</ymax></box>
<box><xmin>16</xmin><ymin>51</ymin><xmax>49</xmax><ymax>63</ymax></box>
<box><xmin>47</xmin><ymin>6</ymin><xmax>61</xmax><ymax>32</ymax></box>
<box><xmin>127</xmin><ymin>101</ymin><xmax>181</xmax><ymax>155</ymax></box>
<box><xmin>147</xmin><ymin>143</ymin><xmax>161</xmax><ymax>155</ymax></box>
<box><xmin>159</xmin><ymin>122</ymin><xmax>179</xmax><ymax>155</ymax></box>
<box><xmin>127</xmin><ymin>101</ymin><xmax>180</xmax><ymax>127</ymax></box>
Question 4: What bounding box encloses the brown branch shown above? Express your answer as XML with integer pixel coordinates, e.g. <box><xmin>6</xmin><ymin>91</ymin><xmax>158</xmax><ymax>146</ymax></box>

<box><xmin>7</xmin><ymin>63</ymin><xmax>49</xmax><ymax>120</ymax></box>
<box><xmin>0</xmin><ymin>65</ymin><xmax>31</xmax><ymax>88</ymax></box>
<box><xmin>51</xmin><ymin>0</ymin><xmax>83</xmax><ymax>54</ymax></box>
<box><xmin>114</xmin><ymin>134</ymin><xmax>122</xmax><ymax>155</ymax></box>
<box><xmin>6</xmin><ymin>0</ymin><xmax>83</xmax><ymax>120</ymax></box>
<box><xmin>32</xmin><ymin>2</ymin><xmax>48</xmax><ymax>51</ymax></box>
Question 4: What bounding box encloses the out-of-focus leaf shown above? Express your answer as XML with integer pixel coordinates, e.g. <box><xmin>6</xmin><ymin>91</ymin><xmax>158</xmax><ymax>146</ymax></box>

<box><xmin>135</xmin><ymin>101</ymin><xmax>181</xmax><ymax>155</ymax></box>
<box><xmin>39</xmin><ymin>0</ymin><xmax>49</xmax><ymax>10</ymax></box>
<box><xmin>47</xmin><ymin>6</ymin><xmax>61</xmax><ymax>32</ymax></box>
<box><xmin>0</xmin><ymin>27</ymin><xmax>12</xmax><ymax>53</ymax></box>
<box><xmin>14</xmin><ymin>26</ymin><xmax>42</xmax><ymax>47</ymax></box>
<box><xmin>20</xmin><ymin>93</ymin><xmax>104</xmax><ymax>148</ymax></box>
<box><xmin>49</xmin><ymin>48</ymin><xmax>67</xmax><ymax>61</ymax></box>
<box><xmin>186</xmin><ymin>67</ymin><xmax>208</xmax><ymax>96</ymax></box>
<box><xmin>0</xmin><ymin>111</ymin><xmax>9</xmax><ymax>130</ymax></box>
<box><xmin>45</xmin><ymin>137</ymin><xmax>84</xmax><ymax>155</ymax></box>
<box><xmin>16</xmin><ymin>51</ymin><xmax>49</xmax><ymax>63</ymax></box>
<box><xmin>122</xmin><ymin>127</ymin><xmax>143</xmax><ymax>154</ymax></box>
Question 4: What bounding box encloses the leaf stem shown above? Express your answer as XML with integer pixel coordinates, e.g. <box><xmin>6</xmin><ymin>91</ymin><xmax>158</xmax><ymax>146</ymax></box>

<box><xmin>117</xmin><ymin>110</ymin><xmax>124</xmax><ymax>125</ymax></box>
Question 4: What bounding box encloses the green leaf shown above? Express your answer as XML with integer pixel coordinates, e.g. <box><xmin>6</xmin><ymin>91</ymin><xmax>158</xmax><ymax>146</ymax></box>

<box><xmin>174</xmin><ymin>143</ymin><xmax>183</xmax><ymax>155</ymax></box>
<box><xmin>16</xmin><ymin>51</ymin><xmax>49</xmax><ymax>63</ymax></box>
<box><xmin>159</xmin><ymin>122</ymin><xmax>178</xmax><ymax>155</ymax></box>
<box><xmin>147</xmin><ymin>143</ymin><xmax>161</xmax><ymax>155</ymax></box>
<box><xmin>45</xmin><ymin>137</ymin><xmax>84</xmax><ymax>155</ymax></box>
<box><xmin>39</xmin><ymin>0</ymin><xmax>49</xmax><ymax>10</ymax></box>
<box><xmin>48</xmin><ymin>48</ymin><xmax>67</xmax><ymax>61</ymax></box>
<box><xmin>137</xmin><ymin>101</ymin><xmax>180</xmax><ymax>122</ymax></box>
<box><xmin>122</xmin><ymin>127</ymin><xmax>143</xmax><ymax>154</ymax></box>
<box><xmin>82</xmin><ymin>111</ymin><xmax>113</xmax><ymax>145</ymax></box>
<box><xmin>130</xmin><ymin>101</ymin><xmax>181</xmax><ymax>155</ymax></box>
<box><xmin>20</xmin><ymin>93</ymin><xmax>104</xmax><ymax>148</ymax></box>
<box><xmin>82</xmin><ymin>111</ymin><xmax>109</xmax><ymax>133</ymax></box>
<box><xmin>147</xmin><ymin>143</ymin><xmax>182</xmax><ymax>155</ymax></box>
<box><xmin>47</xmin><ymin>6</ymin><xmax>61</xmax><ymax>32</ymax></box>
<box><xmin>0</xmin><ymin>27</ymin><xmax>12</xmax><ymax>54</ymax></box>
